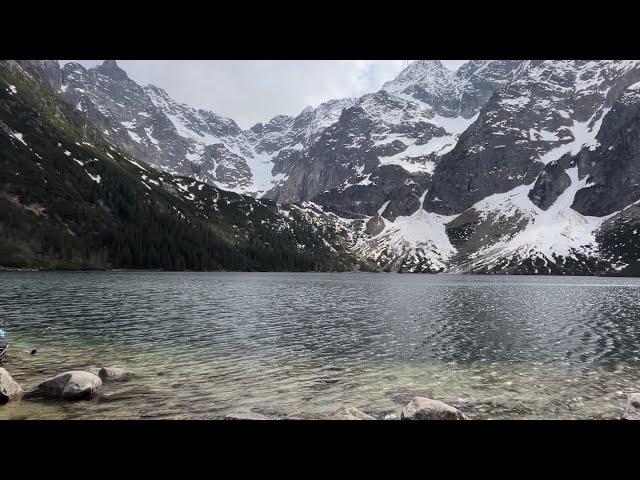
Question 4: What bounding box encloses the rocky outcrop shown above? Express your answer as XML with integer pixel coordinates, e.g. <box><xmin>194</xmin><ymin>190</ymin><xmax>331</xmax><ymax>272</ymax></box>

<box><xmin>21</xmin><ymin>60</ymin><xmax>63</xmax><ymax>92</ymax></box>
<box><xmin>0</xmin><ymin>368</ymin><xmax>24</xmax><ymax>403</ymax></box>
<box><xmin>382</xmin><ymin>60</ymin><xmax>525</xmax><ymax>119</ymax></box>
<box><xmin>622</xmin><ymin>393</ymin><xmax>640</xmax><ymax>420</ymax></box>
<box><xmin>572</xmin><ymin>83</ymin><xmax>640</xmax><ymax>216</ymax></box>
<box><xmin>35</xmin><ymin>371</ymin><xmax>102</xmax><ymax>400</ymax></box>
<box><xmin>400</xmin><ymin>397</ymin><xmax>466</xmax><ymax>420</ymax></box>
<box><xmin>528</xmin><ymin>160</ymin><xmax>572</xmax><ymax>210</ymax></box>
<box><xmin>426</xmin><ymin>61</ymin><xmax>640</xmax><ymax>215</ymax></box>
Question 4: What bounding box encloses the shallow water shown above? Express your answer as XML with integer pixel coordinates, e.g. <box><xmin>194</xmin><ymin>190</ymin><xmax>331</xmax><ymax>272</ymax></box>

<box><xmin>1</xmin><ymin>271</ymin><xmax>640</xmax><ymax>419</ymax></box>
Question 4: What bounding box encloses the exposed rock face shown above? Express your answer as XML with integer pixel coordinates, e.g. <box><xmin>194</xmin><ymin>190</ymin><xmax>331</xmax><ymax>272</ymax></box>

<box><xmin>400</xmin><ymin>397</ymin><xmax>466</xmax><ymax>420</ymax></box>
<box><xmin>0</xmin><ymin>368</ymin><xmax>24</xmax><ymax>403</ymax></box>
<box><xmin>36</xmin><ymin>371</ymin><xmax>102</xmax><ymax>400</ymax></box>
<box><xmin>382</xmin><ymin>59</ymin><xmax>524</xmax><ymax>119</ymax></box>
<box><xmin>365</xmin><ymin>215</ymin><xmax>385</xmax><ymax>236</ymax></box>
<box><xmin>572</xmin><ymin>82</ymin><xmax>640</xmax><ymax>216</ymax></box>
<box><xmin>622</xmin><ymin>393</ymin><xmax>640</xmax><ymax>420</ymax></box>
<box><xmin>528</xmin><ymin>159</ymin><xmax>573</xmax><ymax>210</ymax></box>
<box><xmin>425</xmin><ymin>61</ymin><xmax>640</xmax><ymax>215</ymax></box>
<box><xmin>56</xmin><ymin>62</ymin><xmax>260</xmax><ymax>193</ymax></box>
<box><xmin>21</xmin><ymin>60</ymin><xmax>63</xmax><ymax>92</ymax></box>
<box><xmin>313</xmin><ymin>165</ymin><xmax>430</xmax><ymax>220</ymax></box>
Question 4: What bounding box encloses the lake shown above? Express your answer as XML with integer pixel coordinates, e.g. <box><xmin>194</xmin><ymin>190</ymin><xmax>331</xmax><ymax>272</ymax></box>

<box><xmin>1</xmin><ymin>271</ymin><xmax>639</xmax><ymax>419</ymax></box>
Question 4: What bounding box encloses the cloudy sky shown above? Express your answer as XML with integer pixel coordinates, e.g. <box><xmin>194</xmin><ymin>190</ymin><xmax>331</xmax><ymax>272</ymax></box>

<box><xmin>61</xmin><ymin>60</ymin><xmax>467</xmax><ymax>128</ymax></box>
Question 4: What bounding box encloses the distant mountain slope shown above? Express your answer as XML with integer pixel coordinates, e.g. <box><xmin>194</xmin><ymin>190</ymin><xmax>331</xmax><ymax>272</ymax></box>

<box><xmin>17</xmin><ymin>59</ymin><xmax>640</xmax><ymax>275</ymax></box>
<box><xmin>0</xmin><ymin>60</ymin><xmax>358</xmax><ymax>271</ymax></box>
<box><xmin>34</xmin><ymin>60</ymin><xmax>522</xmax><ymax>205</ymax></box>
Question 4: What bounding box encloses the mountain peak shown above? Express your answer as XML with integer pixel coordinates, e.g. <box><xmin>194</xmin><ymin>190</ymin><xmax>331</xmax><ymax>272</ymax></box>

<box><xmin>382</xmin><ymin>60</ymin><xmax>454</xmax><ymax>93</ymax></box>
<box><xmin>96</xmin><ymin>60</ymin><xmax>129</xmax><ymax>81</ymax></box>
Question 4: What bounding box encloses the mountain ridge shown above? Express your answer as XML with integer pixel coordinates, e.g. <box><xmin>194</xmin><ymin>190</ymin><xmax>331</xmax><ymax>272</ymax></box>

<box><xmin>14</xmin><ymin>59</ymin><xmax>640</xmax><ymax>275</ymax></box>
<box><xmin>0</xmin><ymin>60</ymin><xmax>360</xmax><ymax>271</ymax></box>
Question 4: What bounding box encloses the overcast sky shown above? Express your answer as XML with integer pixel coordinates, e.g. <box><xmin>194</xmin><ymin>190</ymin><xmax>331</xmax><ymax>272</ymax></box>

<box><xmin>61</xmin><ymin>60</ymin><xmax>467</xmax><ymax>128</ymax></box>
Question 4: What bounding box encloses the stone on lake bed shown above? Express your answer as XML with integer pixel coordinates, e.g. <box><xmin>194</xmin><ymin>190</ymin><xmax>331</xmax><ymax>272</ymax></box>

<box><xmin>622</xmin><ymin>393</ymin><xmax>640</xmax><ymax>420</ymax></box>
<box><xmin>82</xmin><ymin>366</ymin><xmax>134</xmax><ymax>381</ymax></box>
<box><xmin>329</xmin><ymin>406</ymin><xmax>374</xmax><ymax>420</ymax></box>
<box><xmin>223</xmin><ymin>412</ymin><xmax>271</xmax><ymax>420</ymax></box>
<box><xmin>96</xmin><ymin>386</ymin><xmax>153</xmax><ymax>403</ymax></box>
<box><xmin>0</xmin><ymin>368</ymin><xmax>24</xmax><ymax>404</ymax></box>
<box><xmin>401</xmin><ymin>397</ymin><xmax>467</xmax><ymax>420</ymax></box>
<box><xmin>98</xmin><ymin>367</ymin><xmax>134</xmax><ymax>381</ymax></box>
<box><xmin>36</xmin><ymin>371</ymin><xmax>102</xmax><ymax>400</ymax></box>
<box><xmin>85</xmin><ymin>366</ymin><xmax>101</xmax><ymax>376</ymax></box>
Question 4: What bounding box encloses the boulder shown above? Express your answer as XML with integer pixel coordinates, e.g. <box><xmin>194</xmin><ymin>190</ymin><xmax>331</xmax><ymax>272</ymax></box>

<box><xmin>0</xmin><ymin>368</ymin><xmax>24</xmax><ymax>403</ymax></box>
<box><xmin>36</xmin><ymin>371</ymin><xmax>102</xmax><ymax>400</ymax></box>
<box><xmin>329</xmin><ymin>406</ymin><xmax>374</xmax><ymax>420</ymax></box>
<box><xmin>98</xmin><ymin>366</ymin><xmax>134</xmax><ymax>381</ymax></box>
<box><xmin>622</xmin><ymin>393</ymin><xmax>640</xmax><ymax>420</ymax></box>
<box><xmin>401</xmin><ymin>397</ymin><xmax>467</xmax><ymax>420</ymax></box>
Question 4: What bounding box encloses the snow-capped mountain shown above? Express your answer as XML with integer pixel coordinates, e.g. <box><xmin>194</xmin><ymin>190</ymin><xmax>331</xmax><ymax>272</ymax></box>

<box><xmin>42</xmin><ymin>60</ymin><xmax>522</xmax><ymax>203</ymax></box>
<box><xmin>48</xmin><ymin>61</ymin><xmax>359</xmax><ymax>198</ymax></box>
<box><xmin>0</xmin><ymin>60</ymin><xmax>357</xmax><ymax>272</ymax></box>
<box><xmin>22</xmin><ymin>59</ymin><xmax>640</xmax><ymax>275</ymax></box>
<box><xmin>339</xmin><ymin>60</ymin><xmax>640</xmax><ymax>274</ymax></box>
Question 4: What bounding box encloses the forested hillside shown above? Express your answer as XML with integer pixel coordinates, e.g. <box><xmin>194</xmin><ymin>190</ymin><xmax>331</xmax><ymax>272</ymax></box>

<box><xmin>0</xmin><ymin>61</ymin><xmax>359</xmax><ymax>271</ymax></box>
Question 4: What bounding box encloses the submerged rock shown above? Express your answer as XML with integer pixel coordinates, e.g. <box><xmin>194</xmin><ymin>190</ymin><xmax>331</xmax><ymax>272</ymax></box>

<box><xmin>401</xmin><ymin>397</ymin><xmax>467</xmax><ymax>420</ymax></box>
<box><xmin>0</xmin><ymin>368</ymin><xmax>24</xmax><ymax>403</ymax></box>
<box><xmin>85</xmin><ymin>366</ymin><xmax>101</xmax><ymax>376</ymax></box>
<box><xmin>622</xmin><ymin>393</ymin><xmax>640</xmax><ymax>420</ymax></box>
<box><xmin>82</xmin><ymin>366</ymin><xmax>134</xmax><ymax>381</ymax></box>
<box><xmin>382</xmin><ymin>411</ymin><xmax>400</xmax><ymax>420</ymax></box>
<box><xmin>223</xmin><ymin>412</ymin><xmax>271</xmax><ymax>420</ymax></box>
<box><xmin>96</xmin><ymin>386</ymin><xmax>153</xmax><ymax>404</ymax></box>
<box><xmin>36</xmin><ymin>371</ymin><xmax>102</xmax><ymax>400</ymax></box>
<box><xmin>329</xmin><ymin>406</ymin><xmax>374</xmax><ymax>420</ymax></box>
<box><xmin>98</xmin><ymin>367</ymin><xmax>134</xmax><ymax>381</ymax></box>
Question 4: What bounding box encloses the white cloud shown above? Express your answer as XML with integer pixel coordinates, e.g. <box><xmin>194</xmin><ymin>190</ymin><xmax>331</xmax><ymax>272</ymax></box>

<box><xmin>60</xmin><ymin>60</ymin><xmax>467</xmax><ymax>129</ymax></box>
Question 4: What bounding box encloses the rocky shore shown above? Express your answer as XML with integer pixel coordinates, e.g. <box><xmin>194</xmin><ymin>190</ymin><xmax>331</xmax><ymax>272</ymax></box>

<box><xmin>2</xmin><ymin>362</ymin><xmax>640</xmax><ymax>420</ymax></box>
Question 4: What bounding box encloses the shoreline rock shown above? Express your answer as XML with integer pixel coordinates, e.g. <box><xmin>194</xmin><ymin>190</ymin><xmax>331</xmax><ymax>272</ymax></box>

<box><xmin>84</xmin><ymin>366</ymin><xmax>134</xmax><ymax>381</ymax></box>
<box><xmin>98</xmin><ymin>367</ymin><xmax>134</xmax><ymax>382</ymax></box>
<box><xmin>622</xmin><ymin>393</ymin><xmax>640</xmax><ymax>420</ymax></box>
<box><xmin>35</xmin><ymin>371</ymin><xmax>102</xmax><ymax>400</ymax></box>
<box><xmin>401</xmin><ymin>397</ymin><xmax>467</xmax><ymax>420</ymax></box>
<box><xmin>0</xmin><ymin>368</ymin><xmax>24</xmax><ymax>403</ymax></box>
<box><xmin>329</xmin><ymin>406</ymin><xmax>374</xmax><ymax>420</ymax></box>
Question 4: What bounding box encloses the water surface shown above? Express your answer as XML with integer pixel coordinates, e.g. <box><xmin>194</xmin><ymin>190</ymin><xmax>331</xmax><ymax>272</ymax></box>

<box><xmin>1</xmin><ymin>272</ymin><xmax>639</xmax><ymax>419</ymax></box>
